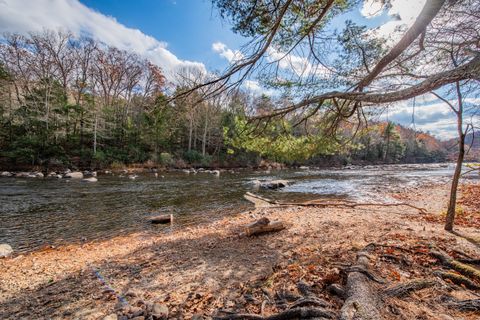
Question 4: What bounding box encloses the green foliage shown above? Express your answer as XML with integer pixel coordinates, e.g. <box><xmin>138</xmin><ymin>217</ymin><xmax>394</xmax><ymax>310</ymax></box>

<box><xmin>159</xmin><ymin>152</ymin><xmax>174</xmax><ymax>166</ymax></box>
<box><xmin>224</xmin><ymin>116</ymin><xmax>340</xmax><ymax>163</ymax></box>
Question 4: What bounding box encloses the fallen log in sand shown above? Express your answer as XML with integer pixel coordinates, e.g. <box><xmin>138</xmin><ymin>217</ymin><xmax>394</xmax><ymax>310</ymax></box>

<box><xmin>244</xmin><ymin>217</ymin><xmax>285</xmax><ymax>236</ymax></box>
<box><xmin>149</xmin><ymin>214</ymin><xmax>173</xmax><ymax>224</ymax></box>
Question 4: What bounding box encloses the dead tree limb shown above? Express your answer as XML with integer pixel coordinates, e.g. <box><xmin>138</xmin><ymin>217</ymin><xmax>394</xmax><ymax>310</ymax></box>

<box><xmin>244</xmin><ymin>192</ymin><xmax>427</xmax><ymax>213</ymax></box>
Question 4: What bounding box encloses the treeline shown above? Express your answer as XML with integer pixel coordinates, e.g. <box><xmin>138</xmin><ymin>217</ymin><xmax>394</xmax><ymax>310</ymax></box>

<box><xmin>0</xmin><ymin>31</ymin><xmax>446</xmax><ymax>170</ymax></box>
<box><xmin>0</xmin><ymin>31</ymin><xmax>239</xmax><ymax>169</ymax></box>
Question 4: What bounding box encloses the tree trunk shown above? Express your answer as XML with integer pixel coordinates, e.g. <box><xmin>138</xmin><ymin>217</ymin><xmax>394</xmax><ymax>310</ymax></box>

<box><xmin>445</xmin><ymin>82</ymin><xmax>464</xmax><ymax>231</ymax></box>
<box><xmin>202</xmin><ymin>107</ymin><xmax>208</xmax><ymax>156</ymax></box>
<box><xmin>93</xmin><ymin>114</ymin><xmax>98</xmax><ymax>156</ymax></box>
<box><xmin>188</xmin><ymin>113</ymin><xmax>193</xmax><ymax>151</ymax></box>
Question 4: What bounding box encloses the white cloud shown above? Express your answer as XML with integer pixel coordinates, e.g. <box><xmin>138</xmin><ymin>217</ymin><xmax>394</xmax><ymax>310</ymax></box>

<box><xmin>267</xmin><ymin>47</ymin><xmax>331</xmax><ymax>78</ymax></box>
<box><xmin>382</xmin><ymin>96</ymin><xmax>480</xmax><ymax>140</ymax></box>
<box><xmin>362</xmin><ymin>0</ymin><xmax>427</xmax><ymax>42</ymax></box>
<box><xmin>0</xmin><ymin>0</ymin><xmax>206</xmax><ymax>79</ymax></box>
<box><xmin>361</xmin><ymin>0</ymin><xmax>385</xmax><ymax>18</ymax></box>
<box><xmin>243</xmin><ymin>80</ymin><xmax>276</xmax><ymax>96</ymax></box>
<box><xmin>212</xmin><ymin>41</ymin><xmax>244</xmax><ymax>63</ymax></box>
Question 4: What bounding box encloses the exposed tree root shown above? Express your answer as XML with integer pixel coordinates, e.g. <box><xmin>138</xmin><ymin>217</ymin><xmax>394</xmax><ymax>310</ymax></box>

<box><xmin>433</xmin><ymin>270</ymin><xmax>480</xmax><ymax>290</ymax></box>
<box><xmin>383</xmin><ymin>279</ymin><xmax>438</xmax><ymax>297</ymax></box>
<box><xmin>214</xmin><ymin>307</ymin><xmax>336</xmax><ymax>320</ymax></box>
<box><xmin>243</xmin><ymin>192</ymin><xmax>428</xmax><ymax>213</ymax></box>
<box><xmin>431</xmin><ymin>250</ymin><xmax>480</xmax><ymax>282</ymax></box>
<box><xmin>339</xmin><ymin>245</ymin><xmax>383</xmax><ymax>320</ymax></box>
<box><xmin>457</xmin><ymin>258</ymin><xmax>480</xmax><ymax>266</ymax></box>
<box><xmin>289</xmin><ymin>297</ymin><xmax>330</xmax><ymax>309</ymax></box>
<box><xmin>441</xmin><ymin>296</ymin><xmax>480</xmax><ymax>312</ymax></box>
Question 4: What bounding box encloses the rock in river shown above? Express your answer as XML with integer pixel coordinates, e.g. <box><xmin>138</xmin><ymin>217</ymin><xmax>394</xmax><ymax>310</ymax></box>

<box><xmin>1</xmin><ymin>171</ymin><xmax>13</xmax><ymax>177</ymax></box>
<box><xmin>64</xmin><ymin>171</ymin><xmax>84</xmax><ymax>179</ymax></box>
<box><xmin>260</xmin><ymin>179</ymin><xmax>289</xmax><ymax>189</ymax></box>
<box><xmin>0</xmin><ymin>244</ymin><xmax>13</xmax><ymax>258</ymax></box>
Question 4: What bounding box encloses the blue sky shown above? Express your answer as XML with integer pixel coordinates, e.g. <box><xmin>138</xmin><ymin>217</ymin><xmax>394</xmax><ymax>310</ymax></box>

<box><xmin>80</xmin><ymin>0</ymin><xmax>244</xmax><ymax>72</ymax></box>
<box><xmin>0</xmin><ymin>0</ymin><xmax>473</xmax><ymax>140</ymax></box>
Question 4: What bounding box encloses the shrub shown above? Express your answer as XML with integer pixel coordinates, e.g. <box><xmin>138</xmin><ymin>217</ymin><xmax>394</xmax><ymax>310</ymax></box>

<box><xmin>159</xmin><ymin>152</ymin><xmax>174</xmax><ymax>166</ymax></box>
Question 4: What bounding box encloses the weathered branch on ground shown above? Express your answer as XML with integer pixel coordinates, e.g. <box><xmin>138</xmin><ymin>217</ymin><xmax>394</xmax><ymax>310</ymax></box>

<box><xmin>214</xmin><ymin>307</ymin><xmax>336</xmax><ymax>320</ymax></box>
<box><xmin>433</xmin><ymin>270</ymin><xmax>480</xmax><ymax>290</ymax></box>
<box><xmin>244</xmin><ymin>192</ymin><xmax>427</xmax><ymax>213</ymax></box>
<box><xmin>244</xmin><ymin>217</ymin><xmax>285</xmax><ymax>236</ymax></box>
<box><xmin>339</xmin><ymin>245</ymin><xmax>383</xmax><ymax>320</ymax></box>
<box><xmin>383</xmin><ymin>279</ymin><xmax>437</xmax><ymax>297</ymax></box>
<box><xmin>431</xmin><ymin>250</ymin><xmax>480</xmax><ymax>282</ymax></box>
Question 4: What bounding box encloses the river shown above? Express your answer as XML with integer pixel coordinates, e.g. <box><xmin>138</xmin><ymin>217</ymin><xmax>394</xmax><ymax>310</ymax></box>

<box><xmin>0</xmin><ymin>163</ymin><xmax>477</xmax><ymax>252</ymax></box>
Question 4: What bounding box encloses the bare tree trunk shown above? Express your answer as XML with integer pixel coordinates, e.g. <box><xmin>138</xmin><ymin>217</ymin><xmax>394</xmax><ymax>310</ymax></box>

<box><xmin>202</xmin><ymin>106</ymin><xmax>208</xmax><ymax>156</ymax></box>
<box><xmin>445</xmin><ymin>82</ymin><xmax>464</xmax><ymax>231</ymax></box>
<box><xmin>93</xmin><ymin>114</ymin><xmax>98</xmax><ymax>156</ymax></box>
<box><xmin>188</xmin><ymin>113</ymin><xmax>193</xmax><ymax>151</ymax></box>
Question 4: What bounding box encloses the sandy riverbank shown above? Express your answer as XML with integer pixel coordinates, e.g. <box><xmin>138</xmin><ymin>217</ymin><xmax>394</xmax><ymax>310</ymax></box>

<box><xmin>1</xmin><ymin>182</ymin><xmax>479</xmax><ymax>319</ymax></box>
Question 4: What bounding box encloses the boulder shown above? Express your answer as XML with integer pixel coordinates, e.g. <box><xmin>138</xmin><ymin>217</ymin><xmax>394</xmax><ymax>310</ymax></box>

<box><xmin>64</xmin><ymin>171</ymin><xmax>83</xmax><ymax>179</ymax></box>
<box><xmin>15</xmin><ymin>172</ymin><xmax>30</xmax><ymax>178</ymax></box>
<box><xmin>33</xmin><ymin>172</ymin><xmax>44</xmax><ymax>178</ymax></box>
<box><xmin>0</xmin><ymin>244</ymin><xmax>13</xmax><ymax>258</ymax></box>
<box><xmin>0</xmin><ymin>171</ymin><xmax>13</xmax><ymax>177</ymax></box>
<box><xmin>260</xmin><ymin>179</ymin><xmax>289</xmax><ymax>189</ymax></box>
<box><xmin>82</xmin><ymin>177</ymin><xmax>98</xmax><ymax>182</ymax></box>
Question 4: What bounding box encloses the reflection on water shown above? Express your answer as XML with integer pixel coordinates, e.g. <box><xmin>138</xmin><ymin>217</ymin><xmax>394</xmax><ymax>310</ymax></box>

<box><xmin>0</xmin><ymin>163</ymin><xmax>476</xmax><ymax>252</ymax></box>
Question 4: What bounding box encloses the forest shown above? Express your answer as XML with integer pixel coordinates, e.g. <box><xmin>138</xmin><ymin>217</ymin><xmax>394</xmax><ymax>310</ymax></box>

<box><xmin>0</xmin><ymin>31</ymin><xmax>451</xmax><ymax>170</ymax></box>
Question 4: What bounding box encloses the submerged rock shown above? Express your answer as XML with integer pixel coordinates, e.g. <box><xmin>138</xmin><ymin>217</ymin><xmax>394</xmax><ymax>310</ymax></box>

<box><xmin>64</xmin><ymin>171</ymin><xmax>84</xmax><ymax>179</ymax></box>
<box><xmin>82</xmin><ymin>177</ymin><xmax>98</xmax><ymax>182</ymax></box>
<box><xmin>0</xmin><ymin>244</ymin><xmax>13</xmax><ymax>258</ymax></box>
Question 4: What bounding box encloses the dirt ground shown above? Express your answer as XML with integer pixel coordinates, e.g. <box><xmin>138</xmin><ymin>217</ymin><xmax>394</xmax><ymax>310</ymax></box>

<box><xmin>1</xmin><ymin>182</ymin><xmax>479</xmax><ymax>320</ymax></box>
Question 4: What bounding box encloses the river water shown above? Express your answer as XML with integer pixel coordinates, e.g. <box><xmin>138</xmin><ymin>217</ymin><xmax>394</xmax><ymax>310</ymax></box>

<box><xmin>0</xmin><ymin>163</ymin><xmax>477</xmax><ymax>252</ymax></box>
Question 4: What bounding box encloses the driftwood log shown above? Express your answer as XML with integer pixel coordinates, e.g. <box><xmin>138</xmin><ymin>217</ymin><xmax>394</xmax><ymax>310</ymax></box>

<box><xmin>244</xmin><ymin>217</ymin><xmax>285</xmax><ymax>236</ymax></box>
<box><xmin>149</xmin><ymin>214</ymin><xmax>173</xmax><ymax>224</ymax></box>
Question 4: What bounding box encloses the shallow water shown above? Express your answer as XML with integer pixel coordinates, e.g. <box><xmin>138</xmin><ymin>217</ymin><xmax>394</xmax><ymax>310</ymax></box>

<box><xmin>0</xmin><ymin>163</ymin><xmax>477</xmax><ymax>252</ymax></box>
